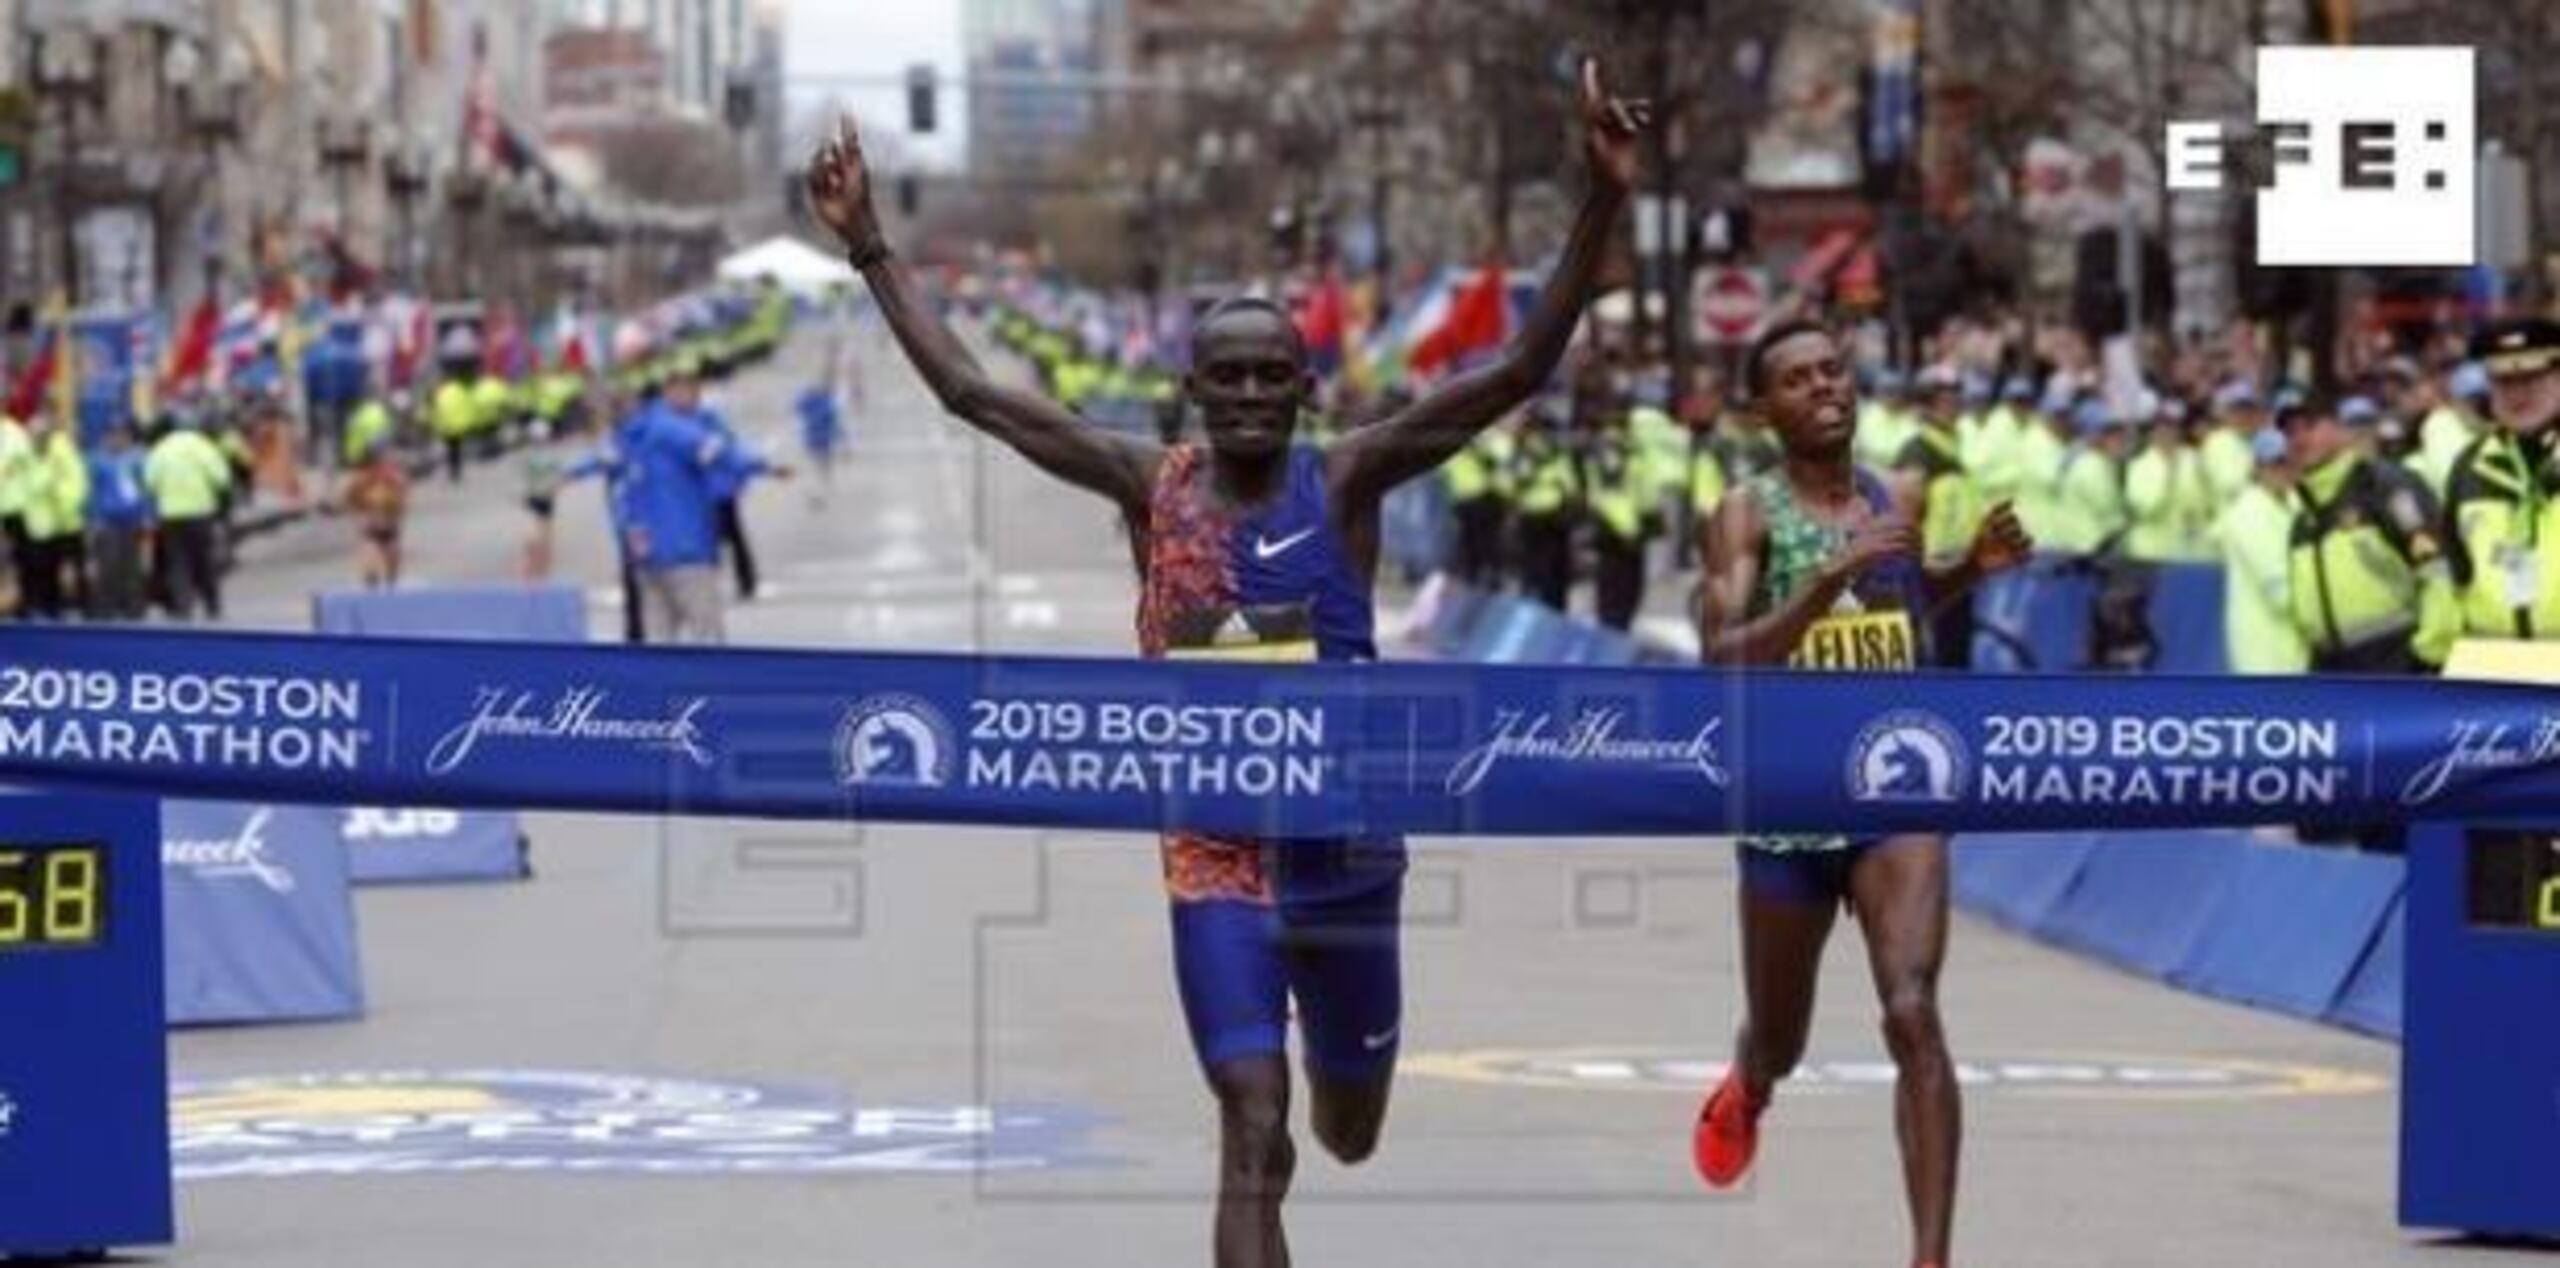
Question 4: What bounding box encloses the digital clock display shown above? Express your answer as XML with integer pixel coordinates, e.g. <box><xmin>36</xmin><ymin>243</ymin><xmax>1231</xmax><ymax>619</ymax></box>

<box><xmin>2468</xmin><ymin>830</ymin><xmax>2560</xmax><ymax>933</ymax></box>
<box><xmin>0</xmin><ymin>843</ymin><xmax>106</xmax><ymax>950</ymax></box>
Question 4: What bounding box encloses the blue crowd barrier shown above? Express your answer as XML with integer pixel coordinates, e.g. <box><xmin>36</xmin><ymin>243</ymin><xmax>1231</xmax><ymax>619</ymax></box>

<box><xmin>2171</xmin><ymin>842</ymin><xmax>2404</xmax><ymax>1018</ymax></box>
<box><xmin>2327</xmin><ymin>893</ymin><xmax>2405</xmax><ymax>1038</ymax></box>
<box><xmin>1456</xmin><ymin>596</ymin><xmax>1548</xmax><ymax>663</ymax></box>
<box><xmin>162</xmin><ymin>801</ymin><xmax>366</xmax><ymax>1026</ymax></box>
<box><xmin>2033</xmin><ymin>831</ymin><xmax>2237</xmax><ymax>976</ymax></box>
<box><xmin>1425</xmin><ymin>580</ymin><xmax>1494</xmax><ymax>656</ymax></box>
<box><xmin>312</xmin><ymin>585</ymin><xmax>578</xmax><ymax>884</ymax></box>
<box><xmin>312</xmin><ymin>584</ymin><xmax>589</xmax><ymax>642</ymax></box>
<box><xmin>1952</xmin><ymin>831</ymin><xmax>2407</xmax><ymax>1039</ymax></box>
<box><xmin>1971</xmin><ymin>562</ymin><xmax>2094</xmax><ymax>671</ymax></box>
<box><xmin>336</xmin><ymin>806</ymin><xmax>527</xmax><ymax>886</ymax></box>
<box><xmin>1949</xmin><ymin>831</ymin><xmax>2098</xmax><ymax>933</ymax></box>
<box><xmin>1971</xmin><ymin>558</ymin><xmax>2230</xmax><ymax>674</ymax></box>
<box><xmin>1383</xmin><ymin>478</ymin><xmax>1452</xmax><ymax>581</ymax></box>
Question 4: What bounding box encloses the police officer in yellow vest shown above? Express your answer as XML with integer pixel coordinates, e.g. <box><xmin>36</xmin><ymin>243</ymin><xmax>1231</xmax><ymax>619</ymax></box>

<box><xmin>1441</xmin><ymin>421</ymin><xmax>1514</xmax><ymax>587</ymax></box>
<box><xmin>0</xmin><ymin>411</ymin><xmax>34</xmax><ymax>610</ymax></box>
<box><xmin>2280</xmin><ymin>392</ymin><xmax>2459</xmax><ymax>674</ymax></box>
<box><xmin>1892</xmin><ymin>367</ymin><xmax>1987</xmax><ymax>666</ymax></box>
<box><xmin>1688</xmin><ymin>413</ymin><xmax>1728</xmax><ymax>544</ymax></box>
<box><xmin>2196</xmin><ymin>379</ymin><xmax>2263</xmax><ymax>512</ymax></box>
<box><xmin>1964</xmin><ymin>376</ymin><xmax>2033</xmax><ymax>513</ymax></box>
<box><xmin>1510</xmin><ymin>402</ymin><xmax>1578</xmax><ymax>610</ymax></box>
<box><xmin>2046</xmin><ymin>397</ymin><xmax>2131</xmax><ymax>556</ymax></box>
<box><xmin>343</xmin><ymin>395</ymin><xmax>395</xmax><ymax>469</ymax></box>
<box><xmin>2386</xmin><ymin>357</ymin><xmax>2488</xmax><ymax>498</ymax></box>
<box><xmin>2444</xmin><ymin>318</ymin><xmax>2560</xmax><ymax>642</ymax></box>
<box><xmin>2216</xmin><ymin>427</ymin><xmax>2309</xmax><ymax>674</ymax></box>
<box><xmin>2124</xmin><ymin>397</ymin><xmax>2214</xmax><ymax>561</ymax></box>
<box><xmin>146</xmin><ymin>413</ymin><xmax>233</xmax><ymax>621</ymax></box>
<box><xmin>472</xmin><ymin>369</ymin><xmax>515</xmax><ymax>450</ymax></box>
<box><xmin>19</xmin><ymin>413</ymin><xmax>89</xmax><ymax>618</ymax></box>
<box><xmin>1585</xmin><ymin>408</ymin><xmax>1656</xmax><ymax>631</ymax></box>
<box><xmin>1853</xmin><ymin>366</ymin><xmax>1918</xmax><ymax>471</ymax></box>
<box><xmin>433</xmin><ymin>368</ymin><xmax>480</xmax><ymax>484</ymax></box>
<box><xmin>2010</xmin><ymin>381</ymin><xmax>2074</xmax><ymax>549</ymax></box>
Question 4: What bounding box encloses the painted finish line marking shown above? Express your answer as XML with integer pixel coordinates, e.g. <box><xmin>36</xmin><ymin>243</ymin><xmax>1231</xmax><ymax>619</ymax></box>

<box><xmin>169</xmin><ymin>1069</ymin><xmax>1107</xmax><ymax>1179</ymax></box>
<box><xmin>1405</xmin><ymin>1048</ymin><xmax>2389</xmax><ymax>1100</ymax></box>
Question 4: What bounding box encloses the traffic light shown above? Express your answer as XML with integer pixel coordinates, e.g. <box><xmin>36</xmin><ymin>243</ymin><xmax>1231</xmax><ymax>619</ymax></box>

<box><xmin>907</xmin><ymin>64</ymin><xmax>937</xmax><ymax>135</ymax></box>
<box><xmin>898</xmin><ymin>175</ymin><xmax>921</xmax><ymax>217</ymax></box>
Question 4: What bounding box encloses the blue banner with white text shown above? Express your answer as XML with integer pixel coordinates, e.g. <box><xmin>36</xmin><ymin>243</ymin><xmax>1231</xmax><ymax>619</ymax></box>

<box><xmin>0</xmin><ymin>627</ymin><xmax>2556</xmax><ymax>837</ymax></box>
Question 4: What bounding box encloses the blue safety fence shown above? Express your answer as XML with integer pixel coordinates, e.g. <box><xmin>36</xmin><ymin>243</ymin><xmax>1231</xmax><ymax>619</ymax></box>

<box><xmin>1403</xmin><ymin>573</ymin><xmax>1666</xmax><ymax>666</ymax></box>
<box><xmin>1951</xmin><ymin>832</ymin><xmax>2405</xmax><ymax>1039</ymax></box>
<box><xmin>1971</xmin><ymin>556</ymin><xmax>2230</xmax><ymax>673</ymax></box>
<box><xmin>1383</xmin><ymin>478</ymin><xmax>1452</xmax><ymax>582</ymax></box>
<box><xmin>161</xmin><ymin>801</ymin><xmax>366</xmax><ymax>1026</ymax></box>
<box><xmin>311</xmin><ymin>585</ymin><xmax>581</xmax><ymax>883</ymax></box>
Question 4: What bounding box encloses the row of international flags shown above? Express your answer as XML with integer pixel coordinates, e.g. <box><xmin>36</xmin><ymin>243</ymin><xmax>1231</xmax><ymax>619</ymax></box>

<box><xmin>3</xmin><ymin>286</ymin><xmax>605</xmax><ymax>432</ymax></box>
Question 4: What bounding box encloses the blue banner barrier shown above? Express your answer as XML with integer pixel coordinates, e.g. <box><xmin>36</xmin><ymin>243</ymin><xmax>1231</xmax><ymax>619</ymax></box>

<box><xmin>1972</xmin><ymin>562</ymin><xmax>2095</xmax><ymax>671</ymax></box>
<box><xmin>2327</xmin><ymin>893</ymin><xmax>2404</xmax><ymax>1038</ymax></box>
<box><xmin>1425</xmin><ymin>582</ymin><xmax>1493</xmax><ymax>657</ymax></box>
<box><xmin>161</xmin><ymin>801</ymin><xmax>365</xmax><ymax>1025</ymax></box>
<box><xmin>1382</xmin><ymin>478</ymin><xmax>1451</xmax><ymax>581</ymax></box>
<box><xmin>311</xmin><ymin>584</ymin><xmax>590</xmax><ymax>642</ymax></box>
<box><xmin>5</xmin><ymin>626</ymin><xmax>2560</xmax><ymax>838</ymax></box>
<box><xmin>2170</xmin><ymin>842</ymin><xmax>2404</xmax><ymax>1018</ymax></box>
<box><xmin>1950</xmin><ymin>832</ymin><xmax>2098</xmax><ymax>932</ymax></box>
<box><xmin>2148</xmin><ymin>563</ymin><xmax>2230</xmax><ymax>675</ymax></box>
<box><xmin>1456</xmin><ymin>596</ymin><xmax>1565</xmax><ymax>663</ymax></box>
<box><xmin>338</xmin><ymin>806</ymin><xmax>526</xmax><ymax>885</ymax></box>
<box><xmin>312</xmin><ymin>586</ymin><xmax>580</xmax><ymax>885</ymax></box>
<box><xmin>1953</xmin><ymin>831</ymin><xmax>2408</xmax><ymax>1038</ymax></box>
<box><xmin>1971</xmin><ymin>560</ymin><xmax>2230</xmax><ymax>674</ymax></box>
<box><xmin>2034</xmin><ymin>831</ymin><xmax>2236</xmax><ymax>975</ymax></box>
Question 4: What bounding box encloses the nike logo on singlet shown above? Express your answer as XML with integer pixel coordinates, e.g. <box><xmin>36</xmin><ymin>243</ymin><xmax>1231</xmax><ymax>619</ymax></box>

<box><xmin>1254</xmin><ymin>527</ymin><xmax>1318</xmax><ymax>560</ymax></box>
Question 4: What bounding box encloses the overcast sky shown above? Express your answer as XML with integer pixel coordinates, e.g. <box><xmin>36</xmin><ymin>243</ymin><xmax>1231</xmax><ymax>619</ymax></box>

<box><xmin>781</xmin><ymin>0</ymin><xmax>968</xmax><ymax>170</ymax></box>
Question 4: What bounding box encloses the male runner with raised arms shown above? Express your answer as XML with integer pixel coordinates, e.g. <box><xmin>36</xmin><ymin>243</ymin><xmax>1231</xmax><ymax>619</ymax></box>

<box><xmin>807</xmin><ymin>63</ymin><xmax>1646</xmax><ymax>1268</ymax></box>
<box><xmin>1690</xmin><ymin>320</ymin><xmax>2030</xmax><ymax>1268</ymax></box>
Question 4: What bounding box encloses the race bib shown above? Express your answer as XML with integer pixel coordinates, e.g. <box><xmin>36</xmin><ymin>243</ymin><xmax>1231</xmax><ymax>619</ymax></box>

<box><xmin>1792</xmin><ymin>609</ymin><xmax>1918</xmax><ymax>671</ymax></box>
<box><xmin>1162</xmin><ymin>601</ymin><xmax>1318</xmax><ymax>663</ymax></box>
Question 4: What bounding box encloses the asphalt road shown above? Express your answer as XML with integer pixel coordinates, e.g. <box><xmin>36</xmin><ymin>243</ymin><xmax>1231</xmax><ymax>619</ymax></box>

<box><xmin>149</xmin><ymin>325</ymin><xmax>2524</xmax><ymax>1268</ymax></box>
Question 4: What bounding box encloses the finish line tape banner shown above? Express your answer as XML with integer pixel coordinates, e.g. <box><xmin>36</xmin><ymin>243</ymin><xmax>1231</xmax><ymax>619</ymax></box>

<box><xmin>0</xmin><ymin>626</ymin><xmax>2555</xmax><ymax>837</ymax></box>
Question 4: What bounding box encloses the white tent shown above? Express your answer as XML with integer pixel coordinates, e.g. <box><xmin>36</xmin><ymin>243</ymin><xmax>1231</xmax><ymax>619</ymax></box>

<box><xmin>715</xmin><ymin>236</ymin><xmax>858</xmax><ymax>295</ymax></box>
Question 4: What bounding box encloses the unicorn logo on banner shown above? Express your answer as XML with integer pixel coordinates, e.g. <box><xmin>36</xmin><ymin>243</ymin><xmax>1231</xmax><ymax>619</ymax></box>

<box><xmin>835</xmin><ymin>695</ymin><xmax>955</xmax><ymax>788</ymax></box>
<box><xmin>1847</xmin><ymin>712</ymin><xmax>1969</xmax><ymax>804</ymax></box>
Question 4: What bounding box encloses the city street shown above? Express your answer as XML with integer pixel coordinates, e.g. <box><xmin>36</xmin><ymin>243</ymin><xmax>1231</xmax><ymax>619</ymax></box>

<box><xmin>151</xmin><ymin>328</ymin><xmax>2512</xmax><ymax>1268</ymax></box>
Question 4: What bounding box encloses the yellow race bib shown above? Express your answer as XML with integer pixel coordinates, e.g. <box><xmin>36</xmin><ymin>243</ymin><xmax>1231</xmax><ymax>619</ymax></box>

<box><xmin>1792</xmin><ymin>609</ymin><xmax>1918</xmax><ymax>671</ymax></box>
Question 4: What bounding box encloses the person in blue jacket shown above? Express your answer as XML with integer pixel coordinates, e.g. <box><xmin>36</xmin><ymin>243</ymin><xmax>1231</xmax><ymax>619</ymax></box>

<box><xmin>621</xmin><ymin>363</ymin><xmax>788</xmax><ymax>644</ymax></box>
<box><xmin>546</xmin><ymin>382</ymin><xmax>654</xmax><ymax>642</ymax></box>
<box><xmin>796</xmin><ymin>381</ymin><xmax>844</xmax><ymax>506</ymax></box>
<box><xmin>662</xmin><ymin>360</ymin><xmax>765</xmax><ymax>601</ymax></box>
<box><xmin>87</xmin><ymin>422</ymin><xmax>153</xmax><ymax>620</ymax></box>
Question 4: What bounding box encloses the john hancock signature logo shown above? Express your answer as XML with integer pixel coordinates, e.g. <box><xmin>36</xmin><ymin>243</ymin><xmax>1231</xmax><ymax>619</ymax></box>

<box><xmin>1446</xmin><ymin>708</ymin><xmax>1727</xmax><ymax>797</ymax></box>
<box><xmin>426</xmin><ymin>687</ymin><xmax>715</xmax><ymax>776</ymax></box>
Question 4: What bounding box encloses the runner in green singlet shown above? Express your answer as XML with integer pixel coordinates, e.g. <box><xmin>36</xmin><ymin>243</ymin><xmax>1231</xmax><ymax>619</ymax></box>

<box><xmin>1688</xmin><ymin>319</ymin><xmax>2031</xmax><ymax>1268</ymax></box>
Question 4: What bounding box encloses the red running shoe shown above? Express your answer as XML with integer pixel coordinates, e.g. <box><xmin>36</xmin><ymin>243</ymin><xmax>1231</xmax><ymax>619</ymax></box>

<box><xmin>1691</xmin><ymin>1067</ymin><xmax>1766</xmax><ymax>1189</ymax></box>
